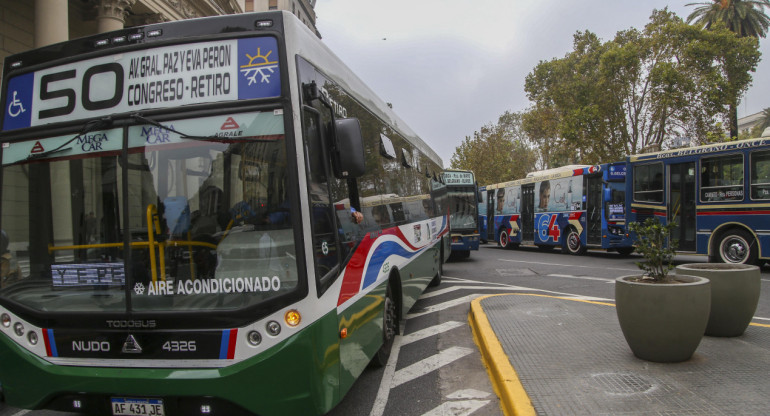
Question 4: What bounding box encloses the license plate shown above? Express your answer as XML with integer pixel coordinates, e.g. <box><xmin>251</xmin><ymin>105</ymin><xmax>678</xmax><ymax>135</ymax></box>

<box><xmin>111</xmin><ymin>397</ymin><xmax>164</xmax><ymax>416</ymax></box>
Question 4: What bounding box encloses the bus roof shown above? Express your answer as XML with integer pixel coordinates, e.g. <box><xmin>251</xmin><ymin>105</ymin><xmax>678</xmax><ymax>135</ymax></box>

<box><xmin>628</xmin><ymin>137</ymin><xmax>770</xmax><ymax>163</ymax></box>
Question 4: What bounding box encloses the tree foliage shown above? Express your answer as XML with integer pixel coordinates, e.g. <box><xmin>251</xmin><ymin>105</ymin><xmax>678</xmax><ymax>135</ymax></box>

<box><xmin>687</xmin><ymin>0</ymin><xmax>770</xmax><ymax>38</ymax></box>
<box><xmin>449</xmin><ymin>111</ymin><xmax>538</xmax><ymax>185</ymax></box>
<box><xmin>521</xmin><ymin>8</ymin><xmax>760</xmax><ymax>157</ymax></box>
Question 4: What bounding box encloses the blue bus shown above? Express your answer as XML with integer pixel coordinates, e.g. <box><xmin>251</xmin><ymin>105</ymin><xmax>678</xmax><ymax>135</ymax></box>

<box><xmin>485</xmin><ymin>162</ymin><xmax>633</xmax><ymax>255</ymax></box>
<box><xmin>441</xmin><ymin>169</ymin><xmax>480</xmax><ymax>258</ymax></box>
<box><xmin>626</xmin><ymin>137</ymin><xmax>770</xmax><ymax>265</ymax></box>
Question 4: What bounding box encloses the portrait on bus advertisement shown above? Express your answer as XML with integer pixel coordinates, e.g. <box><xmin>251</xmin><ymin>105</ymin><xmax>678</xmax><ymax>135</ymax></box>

<box><xmin>535</xmin><ymin>177</ymin><xmax>582</xmax><ymax>212</ymax></box>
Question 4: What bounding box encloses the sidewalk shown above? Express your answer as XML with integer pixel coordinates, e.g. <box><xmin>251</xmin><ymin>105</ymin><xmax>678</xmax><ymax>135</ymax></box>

<box><xmin>469</xmin><ymin>293</ymin><xmax>770</xmax><ymax>416</ymax></box>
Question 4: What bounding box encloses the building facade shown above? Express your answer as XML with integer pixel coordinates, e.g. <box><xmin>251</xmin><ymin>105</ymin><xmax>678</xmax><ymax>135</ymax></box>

<box><xmin>0</xmin><ymin>0</ymin><xmax>318</xmax><ymax>81</ymax></box>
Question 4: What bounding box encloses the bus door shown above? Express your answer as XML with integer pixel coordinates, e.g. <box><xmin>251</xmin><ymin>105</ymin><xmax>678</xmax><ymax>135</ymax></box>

<box><xmin>521</xmin><ymin>184</ymin><xmax>535</xmax><ymax>241</ymax></box>
<box><xmin>586</xmin><ymin>175</ymin><xmax>602</xmax><ymax>245</ymax></box>
<box><xmin>487</xmin><ymin>190</ymin><xmax>496</xmax><ymax>241</ymax></box>
<box><xmin>669</xmin><ymin>162</ymin><xmax>696</xmax><ymax>251</ymax></box>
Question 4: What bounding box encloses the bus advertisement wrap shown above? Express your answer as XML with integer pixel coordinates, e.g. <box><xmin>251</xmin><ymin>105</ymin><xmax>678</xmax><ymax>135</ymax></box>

<box><xmin>3</xmin><ymin>37</ymin><xmax>281</xmax><ymax>131</ymax></box>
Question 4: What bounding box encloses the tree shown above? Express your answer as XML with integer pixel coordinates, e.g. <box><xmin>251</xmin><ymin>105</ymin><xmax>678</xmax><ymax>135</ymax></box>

<box><xmin>449</xmin><ymin>111</ymin><xmax>538</xmax><ymax>185</ymax></box>
<box><xmin>522</xmin><ymin>9</ymin><xmax>759</xmax><ymax>156</ymax></box>
<box><xmin>687</xmin><ymin>0</ymin><xmax>770</xmax><ymax>138</ymax></box>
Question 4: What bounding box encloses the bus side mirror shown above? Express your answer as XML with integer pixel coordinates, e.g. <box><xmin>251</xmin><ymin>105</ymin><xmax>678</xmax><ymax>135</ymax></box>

<box><xmin>477</xmin><ymin>189</ymin><xmax>483</xmax><ymax>203</ymax></box>
<box><xmin>603</xmin><ymin>187</ymin><xmax>612</xmax><ymax>202</ymax></box>
<box><xmin>332</xmin><ymin>118</ymin><xmax>365</xmax><ymax>179</ymax></box>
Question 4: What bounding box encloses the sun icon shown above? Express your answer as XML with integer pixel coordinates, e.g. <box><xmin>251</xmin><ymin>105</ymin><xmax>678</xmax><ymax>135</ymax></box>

<box><xmin>240</xmin><ymin>47</ymin><xmax>279</xmax><ymax>85</ymax></box>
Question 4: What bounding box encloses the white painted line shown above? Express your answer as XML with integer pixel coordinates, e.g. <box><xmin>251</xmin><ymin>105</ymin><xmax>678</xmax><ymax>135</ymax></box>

<box><xmin>547</xmin><ymin>274</ymin><xmax>615</xmax><ymax>283</ymax></box>
<box><xmin>498</xmin><ymin>258</ymin><xmax>638</xmax><ymax>272</ymax></box>
<box><xmin>391</xmin><ymin>346</ymin><xmax>474</xmax><ymax>388</ymax></box>
<box><xmin>446</xmin><ymin>389</ymin><xmax>492</xmax><ymax>400</ymax></box>
<box><xmin>420</xmin><ymin>285</ymin><xmax>530</xmax><ymax>299</ymax></box>
<box><xmin>369</xmin><ymin>335</ymin><xmax>404</xmax><ymax>416</ymax></box>
<box><xmin>401</xmin><ymin>321</ymin><xmax>465</xmax><ymax>346</ymax></box>
<box><xmin>421</xmin><ymin>399</ymin><xmax>490</xmax><ymax>416</ymax></box>
<box><xmin>753</xmin><ymin>316</ymin><xmax>770</xmax><ymax>321</ymax></box>
<box><xmin>407</xmin><ymin>294</ymin><xmax>481</xmax><ymax>319</ymax></box>
<box><xmin>12</xmin><ymin>410</ymin><xmax>31</xmax><ymax>416</ymax></box>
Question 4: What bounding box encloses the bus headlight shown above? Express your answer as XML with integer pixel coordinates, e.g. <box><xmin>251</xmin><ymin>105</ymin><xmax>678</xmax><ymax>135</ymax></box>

<box><xmin>27</xmin><ymin>331</ymin><xmax>38</xmax><ymax>345</ymax></box>
<box><xmin>247</xmin><ymin>330</ymin><xmax>262</xmax><ymax>346</ymax></box>
<box><xmin>13</xmin><ymin>322</ymin><xmax>24</xmax><ymax>337</ymax></box>
<box><xmin>1</xmin><ymin>313</ymin><xmax>10</xmax><ymax>327</ymax></box>
<box><xmin>266</xmin><ymin>321</ymin><xmax>281</xmax><ymax>336</ymax></box>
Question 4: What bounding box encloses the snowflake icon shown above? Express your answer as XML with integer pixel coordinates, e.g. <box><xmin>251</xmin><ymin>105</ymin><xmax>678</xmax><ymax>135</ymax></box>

<box><xmin>240</xmin><ymin>48</ymin><xmax>278</xmax><ymax>85</ymax></box>
<box><xmin>133</xmin><ymin>282</ymin><xmax>145</xmax><ymax>295</ymax></box>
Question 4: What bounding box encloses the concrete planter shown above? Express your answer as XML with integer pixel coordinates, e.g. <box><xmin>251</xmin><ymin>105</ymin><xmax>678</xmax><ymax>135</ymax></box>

<box><xmin>676</xmin><ymin>263</ymin><xmax>761</xmax><ymax>337</ymax></box>
<box><xmin>615</xmin><ymin>275</ymin><xmax>710</xmax><ymax>363</ymax></box>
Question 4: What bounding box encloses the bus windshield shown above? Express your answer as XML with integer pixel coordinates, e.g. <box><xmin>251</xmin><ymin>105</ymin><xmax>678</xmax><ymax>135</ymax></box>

<box><xmin>0</xmin><ymin>111</ymin><xmax>300</xmax><ymax>313</ymax></box>
<box><xmin>447</xmin><ymin>186</ymin><xmax>478</xmax><ymax>230</ymax></box>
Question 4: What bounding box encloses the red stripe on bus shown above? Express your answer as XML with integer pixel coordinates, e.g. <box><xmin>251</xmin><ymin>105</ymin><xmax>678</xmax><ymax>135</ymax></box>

<box><xmin>228</xmin><ymin>328</ymin><xmax>238</xmax><ymax>359</ymax></box>
<box><xmin>697</xmin><ymin>210</ymin><xmax>770</xmax><ymax>216</ymax></box>
<box><xmin>43</xmin><ymin>328</ymin><xmax>52</xmax><ymax>357</ymax></box>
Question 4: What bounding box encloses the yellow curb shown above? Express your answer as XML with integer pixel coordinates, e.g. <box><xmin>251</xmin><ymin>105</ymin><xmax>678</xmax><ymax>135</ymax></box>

<box><xmin>469</xmin><ymin>294</ymin><xmax>536</xmax><ymax>416</ymax></box>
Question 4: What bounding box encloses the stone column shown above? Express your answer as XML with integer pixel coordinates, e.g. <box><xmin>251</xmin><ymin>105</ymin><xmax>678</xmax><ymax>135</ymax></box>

<box><xmin>94</xmin><ymin>0</ymin><xmax>137</xmax><ymax>33</ymax></box>
<box><xmin>34</xmin><ymin>0</ymin><xmax>69</xmax><ymax>47</ymax></box>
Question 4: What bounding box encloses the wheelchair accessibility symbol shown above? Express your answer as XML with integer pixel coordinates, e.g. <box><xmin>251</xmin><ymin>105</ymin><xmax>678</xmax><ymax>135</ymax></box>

<box><xmin>7</xmin><ymin>91</ymin><xmax>26</xmax><ymax>118</ymax></box>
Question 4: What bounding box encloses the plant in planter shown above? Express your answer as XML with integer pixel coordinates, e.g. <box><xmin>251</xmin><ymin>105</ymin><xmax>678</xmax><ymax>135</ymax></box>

<box><xmin>615</xmin><ymin>218</ymin><xmax>711</xmax><ymax>363</ymax></box>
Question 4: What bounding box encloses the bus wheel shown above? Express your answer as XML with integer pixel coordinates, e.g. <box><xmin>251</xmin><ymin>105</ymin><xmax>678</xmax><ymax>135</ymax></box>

<box><xmin>372</xmin><ymin>283</ymin><xmax>398</xmax><ymax>367</ymax></box>
<box><xmin>616</xmin><ymin>247</ymin><xmax>634</xmax><ymax>257</ymax></box>
<box><xmin>499</xmin><ymin>230</ymin><xmax>511</xmax><ymax>249</ymax></box>
<box><xmin>716</xmin><ymin>229</ymin><xmax>758</xmax><ymax>265</ymax></box>
<box><xmin>563</xmin><ymin>227</ymin><xmax>587</xmax><ymax>255</ymax></box>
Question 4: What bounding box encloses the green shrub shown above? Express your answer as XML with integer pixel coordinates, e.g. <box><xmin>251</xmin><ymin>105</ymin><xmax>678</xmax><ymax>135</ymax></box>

<box><xmin>628</xmin><ymin>218</ymin><xmax>678</xmax><ymax>282</ymax></box>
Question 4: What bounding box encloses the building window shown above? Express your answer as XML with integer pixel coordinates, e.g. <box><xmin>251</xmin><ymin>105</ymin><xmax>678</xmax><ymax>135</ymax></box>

<box><xmin>269</xmin><ymin>0</ymin><xmax>277</xmax><ymax>10</ymax></box>
<box><xmin>245</xmin><ymin>0</ymin><xmax>254</xmax><ymax>12</ymax></box>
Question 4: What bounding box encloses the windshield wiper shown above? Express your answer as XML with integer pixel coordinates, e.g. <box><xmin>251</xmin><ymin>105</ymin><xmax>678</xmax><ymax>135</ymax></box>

<box><xmin>130</xmin><ymin>114</ymin><xmax>218</xmax><ymax>141</ymax></box>
<box><xmin>25</xmin><ymin>117</ymin><xmax>114</xmax><ymax>162</ymax></box>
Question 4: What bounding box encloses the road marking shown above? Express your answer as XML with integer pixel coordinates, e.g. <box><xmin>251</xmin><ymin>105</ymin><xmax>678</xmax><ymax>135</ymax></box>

<box><xmin>547</xmin><ymin>273</ymin><xmax>615</xmax><ymax>283</ymax></box>
<box><xmin>421</xmin><ymin>399</ymin><xmax>490</xmax><ymax>416</ymax></box>
<box><xmin>421</xmin><ymin>285</ymin><xmax>530</xmax><ymax>299</ymax></box>
<box><xmin>498</xmin><ymin>257</ymin><xmax>638</xmax><ymax>272</ymax></box>
<box><xmin>392</xmin><ymin>346</ymin><xmax>473</xmax><ymax>388</ymax></box>
<box><xmin>12</xmin><ymin>410</ymin><xmax>30</xmax><ymax>416</ymax></box>
<box><xmin>407</xmin><ymin>294</ymin><xmax>482</xmax><ymax>319</ymax></box>
<box><xmin>401</xmin><ymin>321</ymin><xmax>465</xmax><ymax>346</ymax></box>
<box><xmin>446</xmin><ymin>389</ymin><xmax>491</xmax><ymax>400</ymax></box>
<box><xmin>370</xmin><ymin>335</ymin><xmax>404</xmax><ymax>416</ymax></box>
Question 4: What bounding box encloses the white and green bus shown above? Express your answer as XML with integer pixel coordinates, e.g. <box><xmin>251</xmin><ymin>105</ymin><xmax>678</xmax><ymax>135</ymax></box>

<box><xmin>0</xmin><ymin>11</ymin><xmax>446</xmax><ymax>416</ymax></box>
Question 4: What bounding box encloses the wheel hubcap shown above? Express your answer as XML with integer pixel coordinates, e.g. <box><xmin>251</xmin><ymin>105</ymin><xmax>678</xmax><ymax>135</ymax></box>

<box><xmin>722</xmin><ymin>238</ymin><xmax>747</xmax><ymax>263</ymax></box>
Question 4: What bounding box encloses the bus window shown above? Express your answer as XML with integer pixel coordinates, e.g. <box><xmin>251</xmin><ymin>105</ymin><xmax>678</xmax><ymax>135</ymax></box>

<box><xmin>700</xmin><ymin>154</ymin><xmax>744</xmax><ymax>201</ymax></box>
<box><xmin>750</xmin><ymin>150</ymin><xmax>770</xmax><ymax>200</ymax></box>
<box><xmin>633</xmin><ymin>163</ymin><xmax>663</xmax><ymax>203</ymax></box>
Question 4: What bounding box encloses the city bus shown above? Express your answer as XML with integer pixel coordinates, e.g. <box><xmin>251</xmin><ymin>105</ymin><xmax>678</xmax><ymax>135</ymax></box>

<box><xmin>478</xmin><ymin>185</ymin><xmax>488</xmax><ymax>243</ymax></box>
<box><xmin>0</xmin><ymin>11</ymin><xmax>447</xmax><ymax>416</ymax></box>
<box><xmin>626</xmin><ymin>137</ymin><xmax>770</xmax><ymax>265</ymax></box>
<box><xmin>485</xmin><ymin>162</ymin><xmax>633</xmax><ymax>255</ymax></box>
<box><xmin>441</xmin><ymin>169</ymin><xmax>480</xmax><ymax>258</ymax></box>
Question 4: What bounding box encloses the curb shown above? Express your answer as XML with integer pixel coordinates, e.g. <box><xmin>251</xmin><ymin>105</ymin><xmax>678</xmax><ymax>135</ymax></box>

<box><xmin>468</xmin><ymin>294</ymin><xmax>535</xmax><ymax>416</ymax></box>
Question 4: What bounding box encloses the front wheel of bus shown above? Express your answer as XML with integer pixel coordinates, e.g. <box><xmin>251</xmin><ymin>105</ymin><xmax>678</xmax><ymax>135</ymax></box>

<box><xmin>372</xmin><ymin>283</ymin><xmax>398</xmax><ymax>367</ymax></box>
<box><xmin>563</xmin><ymin>227</ymin><xmax>587</xmax><ymax>255</ymax></box>
<box><xmin>716</xmin><ymin>229</ymin><xmax>758</xmax><ymax>265</ymax></box>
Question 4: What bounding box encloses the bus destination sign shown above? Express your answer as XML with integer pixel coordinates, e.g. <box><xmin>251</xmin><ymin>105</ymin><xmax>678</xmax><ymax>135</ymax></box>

<box><xmin>442</xmin><ymin>172</ymin><xmax>474</xmax><ymax>185</ymax></box>
<box><xmin>3</xmin><ymin>37</ymin><xmax>281</xmax><ymax>131</ymax></box>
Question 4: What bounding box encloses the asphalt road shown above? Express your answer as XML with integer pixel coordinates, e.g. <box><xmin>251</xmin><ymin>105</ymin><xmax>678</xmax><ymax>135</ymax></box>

<box><xmin>3</xmin><ymin>244</ymin><xmax>768</xmax><ymax>416</ymax></box>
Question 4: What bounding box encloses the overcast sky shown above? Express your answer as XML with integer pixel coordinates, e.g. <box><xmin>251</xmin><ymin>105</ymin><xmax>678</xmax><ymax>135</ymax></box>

<box><xmin>313</xmin><ymin>0</ymin><xmax>770</xmax><ymax>166</ymax></box>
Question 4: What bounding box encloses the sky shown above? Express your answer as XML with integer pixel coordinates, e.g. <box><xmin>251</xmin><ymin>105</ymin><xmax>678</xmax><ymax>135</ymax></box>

<box><xmin>313</xmin><ymin>0</ymin><xmax>770</xmax><ymax>167</ymax></box>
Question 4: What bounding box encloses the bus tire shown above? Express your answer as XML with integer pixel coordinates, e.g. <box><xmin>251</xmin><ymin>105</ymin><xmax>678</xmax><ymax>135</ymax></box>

<box><xmin>715</xmin><ymin>229</ymin><xmax>758</xmax><ymax>265</ymax></box>
<box><xmin>616</xmin><ymin>247</ymin><xmax>634</xmax><ymax>257</ymax></box>
<box><xmin>372</xmin><ymin>283</ymin><xmax>398</xmax><ymax>367</ymax></box>
<box><xmin>499</xmin><ymin>229</ymin><xmax>512</xmax><ymax>249</ymax></box>
<box><xmin>563</xmin><ymin>227</ymin><xmax>587</xmax><ymax>255</ymax></box>
<box><xmin>429</xmin><ymin>247</ymin><xmax>443</xmax><ymax>287</ymax></box>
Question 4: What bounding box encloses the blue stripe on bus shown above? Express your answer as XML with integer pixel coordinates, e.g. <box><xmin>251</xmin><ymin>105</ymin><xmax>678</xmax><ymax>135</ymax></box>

<box><xmin>219</xmin><ymin>330</ymin><xmax>231</xmax><ymax>359</ymax></box>
<box><xmin>362</xmin><ymin>240</ymin><xmax>419</xmax><ymax>289</ymax></box>
<box><xmin>48</xmin><ymin>329</ymin><xmax>58</xmax><ymax>357</ymax></box>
